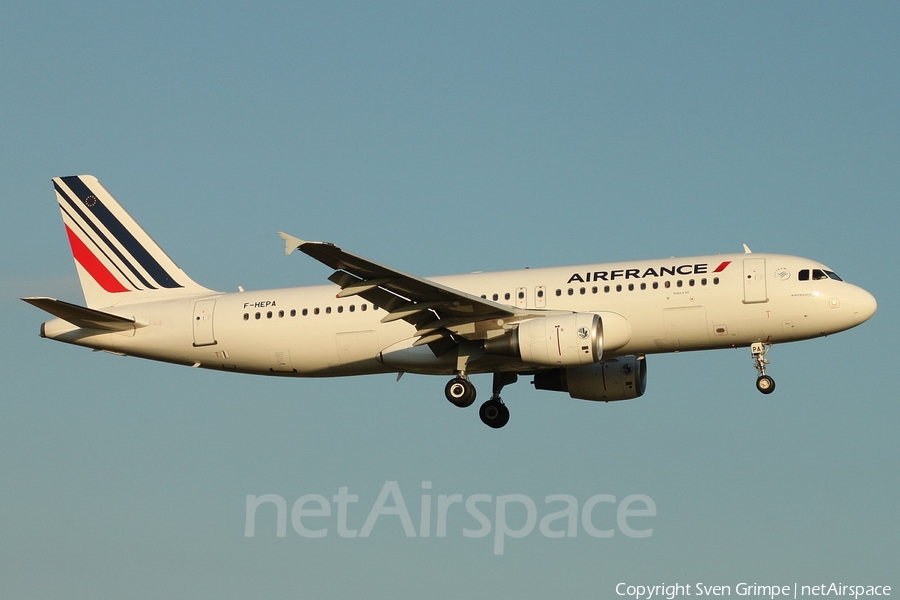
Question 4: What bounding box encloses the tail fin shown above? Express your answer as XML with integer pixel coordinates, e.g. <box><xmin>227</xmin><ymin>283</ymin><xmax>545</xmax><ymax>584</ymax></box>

<box><xmin>53</xmin><ymin>175</ymin><xmax>213</xmax><ymax>308</ymax></box>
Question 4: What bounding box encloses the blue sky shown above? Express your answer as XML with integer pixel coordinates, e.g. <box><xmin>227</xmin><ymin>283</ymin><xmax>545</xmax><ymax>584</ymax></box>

<box><xmin>1</xmin><ymin>2</ymin><xmax>898</xmax><ymax>598</ymax></box>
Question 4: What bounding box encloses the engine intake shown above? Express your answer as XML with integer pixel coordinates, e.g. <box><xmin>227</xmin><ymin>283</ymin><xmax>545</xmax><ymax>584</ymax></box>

<box><xmin>484</xmin><ymin>313</ymin><xmax>602</xmax><ymax>367</ymax></box>
<box><xmin>533</xmin><ymin>355</ymin><xmax>647</xmax><ymax>402</ymax></box>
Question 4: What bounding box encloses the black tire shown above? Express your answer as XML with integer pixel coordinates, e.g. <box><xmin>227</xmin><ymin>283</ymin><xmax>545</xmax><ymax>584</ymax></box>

<box><xmin>495</xmin><ymin>403</ymin><xmax>510</xmax><ymax>428</ymax></box>
<box><xmin>445</xmin><ymin>377</ymin><xmax>476</xmax><ymax>407</ymax></box>
<box><xmin>756</xmin><ymin>375</ymin><xmax>776</xmax><ymax>394</ymax></box>
<box><xmin>479</xmin><ymin>399</ymin><xmax>509</xmax><ymax>429</ymax></box>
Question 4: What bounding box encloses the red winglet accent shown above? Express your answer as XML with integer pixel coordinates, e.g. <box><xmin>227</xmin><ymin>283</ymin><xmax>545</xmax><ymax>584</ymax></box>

<box><xmin>713</xmin><ymin>261</ymin><xmax>732</xmax><ymax>273</ymax></box>
<box><xmin>65</xmin><ymin>225</ymin><xmax>130</xmax><ymax>293</ymax></box>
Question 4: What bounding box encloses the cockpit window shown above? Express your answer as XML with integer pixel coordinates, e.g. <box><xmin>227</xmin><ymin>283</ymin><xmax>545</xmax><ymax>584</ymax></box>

<box><xmin>799</xmin><ymin>268</ymin><xmax>842</xmax><ymax>282</ymax></box>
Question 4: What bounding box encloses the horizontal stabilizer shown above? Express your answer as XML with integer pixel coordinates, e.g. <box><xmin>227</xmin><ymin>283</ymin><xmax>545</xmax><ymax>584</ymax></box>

<box><xmin>22</xmin><ymin>297</ymin><xmax>142</xmax><ymax>332</ymax></box>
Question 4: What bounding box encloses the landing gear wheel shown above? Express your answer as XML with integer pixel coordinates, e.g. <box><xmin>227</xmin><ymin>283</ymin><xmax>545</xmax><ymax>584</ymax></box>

<box><xmin>756</xmin><ymin>375</ymin><xmax>776</xmax><ymax>394</ymax></box>
<box><xmin>445</xmin><ymin>377</ymin><xmax>476</xmax><ymax>408</ymax></box>
<box><xmin>750</xmin><ymin>342</ymin><xmax>776</xmax><ymax>395</ymax></box>
<box><xmin>479</xmin><ymin>399</ymin><xmax>510</xmax><ymax>429</ymax></box>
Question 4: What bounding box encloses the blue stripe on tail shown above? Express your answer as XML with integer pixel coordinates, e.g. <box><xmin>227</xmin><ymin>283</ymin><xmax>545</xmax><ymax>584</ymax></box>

<box><xmin>59</xmin><ymin>176</ymin><xmax>182</xmax><ymax>289</ymax></box>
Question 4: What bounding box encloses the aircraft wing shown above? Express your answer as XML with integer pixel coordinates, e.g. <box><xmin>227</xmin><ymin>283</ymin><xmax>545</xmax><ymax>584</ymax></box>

<box><xmin>279</xmin><ymin>233</ymin><xmax>532</xmax><ymax>352</ymax></box>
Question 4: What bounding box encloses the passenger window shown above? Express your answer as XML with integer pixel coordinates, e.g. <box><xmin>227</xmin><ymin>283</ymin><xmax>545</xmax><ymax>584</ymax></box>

<box><xmin>537</xmin><ymin>290</ymin><xmax>545</xmax><ymax>298</ymax></box>
<box><xmin>361</xmin><ymin>304</ymin><xmax>367</xmax><ymax>311</ymax></box>
<box><xmin>504</xmin><ymin>292</ymin><xmax>511</xmax><ymax>300</ymax></box>
<box><xmin>243</xmin><ymin>313</ymin><xmax>249</xmax><ymax>321</ymax></box>
<box><xmin>337</xmin><ymin>305</ymin><xmax>343</xmax><ymax>313</ymax></box>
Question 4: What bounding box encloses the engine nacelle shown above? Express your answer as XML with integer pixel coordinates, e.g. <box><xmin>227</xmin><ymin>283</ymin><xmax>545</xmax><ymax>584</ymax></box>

<box><xmin>485</xmin><ymin>313</ymin><xmax>602</xmax><ymax>367</ymax></box>
<box><xmin>533</xmin><ymin>355</ymin><xmax>647</xmax><ymax>402</ymax></box>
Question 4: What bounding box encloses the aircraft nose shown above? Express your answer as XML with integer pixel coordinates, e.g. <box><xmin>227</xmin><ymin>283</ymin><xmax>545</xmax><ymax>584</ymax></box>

<box><xmin>852</xmin><ymin>287</ymin><xmax>877</xmax><ymax>323</ymax></box>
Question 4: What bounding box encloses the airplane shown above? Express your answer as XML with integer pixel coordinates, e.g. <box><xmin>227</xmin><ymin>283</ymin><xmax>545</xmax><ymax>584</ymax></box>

<box><xmin>24</xmin><ymin>175</ymin><xmax>878</xmax><ymax>428</ymax></box>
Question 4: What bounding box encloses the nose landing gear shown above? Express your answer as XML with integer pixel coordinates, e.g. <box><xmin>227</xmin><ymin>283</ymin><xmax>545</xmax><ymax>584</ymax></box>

<box><xmin>751</xmin><ymin>342</ymin><xmax>776</xmax><ymax>394</ymax></box>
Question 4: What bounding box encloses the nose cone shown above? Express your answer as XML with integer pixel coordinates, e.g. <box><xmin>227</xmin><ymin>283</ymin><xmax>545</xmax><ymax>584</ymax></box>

<box><xmin>852</xmin><ymin>287</ymin><xmax>877</xmax><ymax>324</ymax></box>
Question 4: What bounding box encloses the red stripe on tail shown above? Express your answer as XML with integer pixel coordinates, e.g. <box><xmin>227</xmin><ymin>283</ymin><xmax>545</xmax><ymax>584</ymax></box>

<box><xmin>65</xmin><ymin>225</ymin><xmax>130</xmax><ymax>293</ymax></box>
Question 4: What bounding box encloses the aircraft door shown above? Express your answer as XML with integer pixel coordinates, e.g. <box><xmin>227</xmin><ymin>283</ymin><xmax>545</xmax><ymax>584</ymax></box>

<box><xmin>535</xmin><ymin>286</ymin><xmax>547</xmax><ymax>308</ymax></box>
<box><xmin>743</xmin><ymin>258</ymin><xmax>768</xmax><ymax>304</ymax></box>
<box><xmin>192</xmin><ymin>299</ymin><xmax>217</xmax><ymax>346</ymax></box>
<box><xmin>515</xmin><ymin>287</ymin><xmax>527</xmax><ymax>308</ymax></box>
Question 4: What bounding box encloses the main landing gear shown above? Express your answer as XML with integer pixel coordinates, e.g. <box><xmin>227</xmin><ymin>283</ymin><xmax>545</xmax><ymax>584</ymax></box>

<box><xmin>445</xmin><ymin>376</ymin><xmax>476</xmax><ymax>408</ymax></box>
<box><xmin>480</xmin><ymin>372</ymin><xmax>516</xmax><ymax>429</ymax></box>
<box><xmin>751</xmin><ymin>342</ymin><xmax>776</xmax><ymax>394</ymax></box>
<box><xmin>444</xmin><ymin>372</ymin><xmax>517</xmax><ymax>428</ymax></box>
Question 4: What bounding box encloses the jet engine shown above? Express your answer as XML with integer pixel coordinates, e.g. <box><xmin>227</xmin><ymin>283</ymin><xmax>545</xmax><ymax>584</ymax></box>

<box><xmin>484</xmin><ymin>313</ymin><xmax>602</xmax><ymax>367</ymax></box>
<box><xmin>532</xmin><ymin>355</ymin><xmax>647</xmax><ymax>402</ymax></box>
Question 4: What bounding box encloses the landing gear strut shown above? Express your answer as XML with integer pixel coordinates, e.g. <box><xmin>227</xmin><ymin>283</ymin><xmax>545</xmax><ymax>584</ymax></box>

<box><xmin>751</xmin><ymin>342</ymin><xmax>776</xmax><ymax>394</ymax></box>
<box><xmin>479</xmin><ymin>373</ymin><xmax>516</xmax><ymax>429</ymax></box>
<box><xmin>445</xmin><ymin>343</ymin><xmax>479</xmax><ymax>408</ymax></box>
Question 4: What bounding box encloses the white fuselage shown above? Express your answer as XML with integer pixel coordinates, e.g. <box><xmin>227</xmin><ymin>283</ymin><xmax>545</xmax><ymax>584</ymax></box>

<box><xmin>41</xmin><ymin>252</ymin><xmax>876</xmax><ymax>377</ymax></box>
